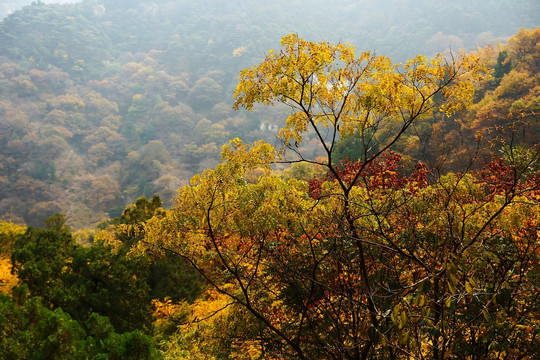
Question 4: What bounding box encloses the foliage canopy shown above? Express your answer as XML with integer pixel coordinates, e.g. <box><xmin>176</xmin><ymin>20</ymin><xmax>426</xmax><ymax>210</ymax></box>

<box><xmin>139</xmin><ymin>35</ymin><xmax>539</xmax><ymax>359</ymax></box>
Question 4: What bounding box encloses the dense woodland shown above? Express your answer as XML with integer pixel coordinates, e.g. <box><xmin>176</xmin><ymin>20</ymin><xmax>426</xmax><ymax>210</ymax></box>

<box><xmin>0</xmin><ymin>0</ymin><xmax>538</xmax><ymax>228</ymax></box>
<box><xmin>0</xmin><ymin>0</ymin><xmax>539</xmax><ymax>359</ymax></box>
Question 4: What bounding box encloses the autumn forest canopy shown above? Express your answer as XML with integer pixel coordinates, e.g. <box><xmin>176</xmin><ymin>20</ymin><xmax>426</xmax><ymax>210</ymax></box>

<box><xmin>0</xmin><ymin>0</ymin><xmax>539</xmax><ymax>359</ymax></box>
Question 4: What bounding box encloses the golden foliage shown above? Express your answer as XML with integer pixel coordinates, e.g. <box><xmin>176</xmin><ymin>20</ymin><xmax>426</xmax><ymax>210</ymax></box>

<box><xmin>0</xmin><ymin>254</ymin><xmax>19</xmax><ymax>295</ymax></box>
<box><xmin>234</xmin><ymin>34</ymin><xmax>485</xmax><ymax>153</ymax></box>
<box><xmin>0</xmin><ymin>221</ymin><xmax>25</xmax><ymax>295</ymax></box>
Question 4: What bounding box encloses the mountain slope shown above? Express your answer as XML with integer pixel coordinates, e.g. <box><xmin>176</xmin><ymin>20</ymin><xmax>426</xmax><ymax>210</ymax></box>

<box><xmin>0</xmin><ymin>0</ymin><xmax>538</xmax><ymax>228</ymax></box>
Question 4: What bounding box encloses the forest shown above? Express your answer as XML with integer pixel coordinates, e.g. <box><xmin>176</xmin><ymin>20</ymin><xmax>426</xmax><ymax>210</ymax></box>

<box><xmin>0</xmin><ymin>0</ymin><xmax>538</xmax><ymax>228</ymax></box>
<box><xmin>0</xmin><ymin>0</ymin><xmax>539</xmax><ymax>359</ymax></box>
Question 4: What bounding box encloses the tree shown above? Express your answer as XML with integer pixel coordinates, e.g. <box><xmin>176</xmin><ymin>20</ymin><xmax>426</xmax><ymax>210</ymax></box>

<box><xmin>11</xmin><ymin>214</ymin><xmax>154</xmax><ymax>333</ymax></box>
<box><xmin>188</xmin><ymin>77</ymin><xmax>223</xmax><ymax>110</ymax></box>
<box><xmin>0</xmin><ymin>288</ymin><xmax>159</xmax><ymax>360</ymax></box>
<box><xmin>98</xmin><ymin>196</ymin><xmax>202</xmax><ymax>302</ymax></box>
<box><xmin>139</xmin><ymin>35</ymin><xmax>532</xmax><ymax>360</ymax></box>
<box><xmin>0</xmin><ymin>221</ymin><xmax>25</xmax><ymax>295</ymax></box>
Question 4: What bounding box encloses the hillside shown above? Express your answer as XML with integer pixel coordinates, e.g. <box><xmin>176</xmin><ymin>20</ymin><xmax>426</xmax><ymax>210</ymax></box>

<box><xmin>0</xmin><ymin>0</ymin><xmax>538</xmax><ymax>228</ymax></box>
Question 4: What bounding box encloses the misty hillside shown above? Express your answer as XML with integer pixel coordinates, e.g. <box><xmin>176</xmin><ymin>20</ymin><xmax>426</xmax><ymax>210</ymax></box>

<box><xmin>0</xmin><ymin>0</ymin><xmax>538</xmax><ymax>228</ymax></box>
<box><xmin>0</xmin><ymin>0</ymin><xmax>78</xmax><ymax>19</ymax></box>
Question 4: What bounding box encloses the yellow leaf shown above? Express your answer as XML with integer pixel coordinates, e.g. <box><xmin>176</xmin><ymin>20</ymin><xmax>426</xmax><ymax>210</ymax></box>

<box><xmin>465</xmin><ymin>281</ymin><xmax>474</xmax><ymax>295</ymax></box>
<box><xmin>400</xmin><ymin>311</ymin><xmax>407</xmax><ymax>328</ymax></box>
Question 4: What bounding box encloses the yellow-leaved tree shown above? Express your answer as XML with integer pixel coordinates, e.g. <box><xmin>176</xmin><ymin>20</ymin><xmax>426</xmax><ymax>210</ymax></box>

<box><xmin>0</xmin><ymin>221</ymin><xmax>26</xmax><ymax>294</ymax></box>
<box><xmin>144</xmin><ymin>35</ymin><xmax>538</xmax><ymax>359</ymax></box>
